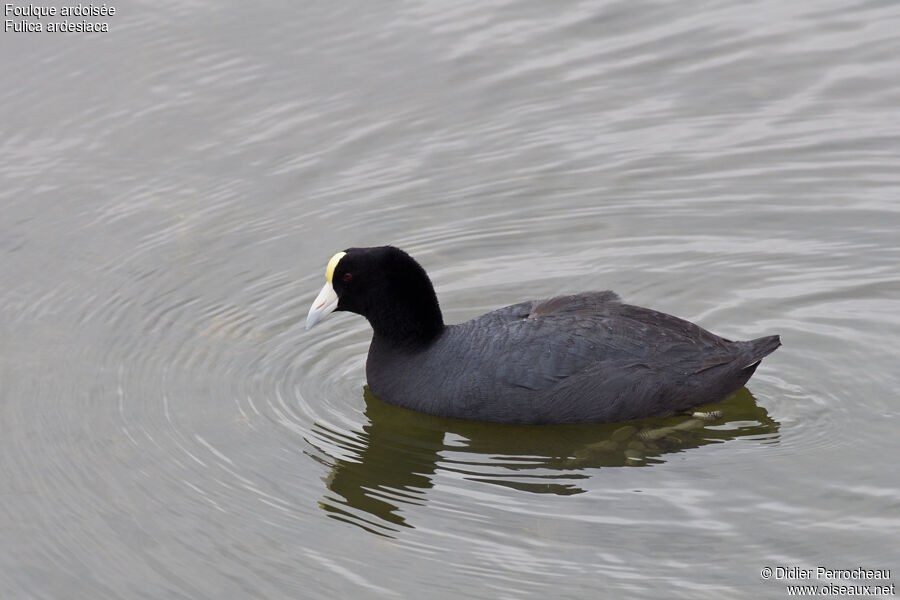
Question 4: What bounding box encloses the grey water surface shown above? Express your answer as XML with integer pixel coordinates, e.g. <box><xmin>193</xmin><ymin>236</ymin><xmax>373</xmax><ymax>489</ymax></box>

<box><xmin>2</xmin><ymin>1</ymin><xmax>900</xmax><ymax>598</ymax></box>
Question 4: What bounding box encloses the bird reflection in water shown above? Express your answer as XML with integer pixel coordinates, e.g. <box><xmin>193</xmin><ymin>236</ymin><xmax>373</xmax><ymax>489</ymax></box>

<box><xmin>307</xmin><ymin>386</ymin><xmax>778</xmax><ymax>537</ymax></box>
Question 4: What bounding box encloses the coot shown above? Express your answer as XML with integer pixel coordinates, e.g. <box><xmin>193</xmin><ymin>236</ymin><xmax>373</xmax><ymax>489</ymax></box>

<box><xmin>306</xmin><ymin>246</ymin><xmax>780</xmax><ymax>424</ymax></box>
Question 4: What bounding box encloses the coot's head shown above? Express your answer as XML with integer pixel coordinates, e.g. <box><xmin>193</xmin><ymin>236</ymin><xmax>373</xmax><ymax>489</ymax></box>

<box><xmin>306</xmin><ymin>246</ymin><xmax>444</xmax><ymax>345</ymax></box>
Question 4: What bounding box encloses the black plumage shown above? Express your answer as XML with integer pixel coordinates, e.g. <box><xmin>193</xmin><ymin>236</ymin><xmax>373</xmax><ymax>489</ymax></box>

<box><xmin>307</xmin><ymin>246</ymin><xmax>780</xmax><ymax>424</ymax></box>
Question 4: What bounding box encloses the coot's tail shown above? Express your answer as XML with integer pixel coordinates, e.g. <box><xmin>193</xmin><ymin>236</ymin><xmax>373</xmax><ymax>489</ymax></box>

<box><xmin>717</xmin><ymin>334</ymin><xmax>781</xmax><ymax>396</ymax></box>
<box><xmin>742</xmin><ymin>334</ymin><xmax>781</xmax><ymax>369</ymax></box>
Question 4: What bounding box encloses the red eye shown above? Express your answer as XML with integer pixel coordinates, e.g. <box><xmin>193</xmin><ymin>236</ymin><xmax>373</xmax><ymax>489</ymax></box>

<box><xmin>342</xmin><ymin>272</ymin><xmax>353</xmax><ymax>282</ymax></box>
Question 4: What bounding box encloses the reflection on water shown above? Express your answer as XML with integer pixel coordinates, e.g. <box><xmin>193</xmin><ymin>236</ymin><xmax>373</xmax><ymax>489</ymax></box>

<box><xmin>309</xmin><ymin>387</ymin><xmax>778</xmax><ymax>537</ymax></box>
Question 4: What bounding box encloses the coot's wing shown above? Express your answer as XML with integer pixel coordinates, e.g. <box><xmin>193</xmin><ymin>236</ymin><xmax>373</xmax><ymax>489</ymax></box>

<box><xmin>527</xmin><ymin>291</ymin><xmax>622</xmax><ymax>317</ymax></box>
<box><xmin>474</xmin><ymin>291</ymin><xmax>622</xmax><ymax>323</ymax></box>
<box><xmin>458</xmin><ymin>292</ymin><xmax>742</xmax><ymax>393</ymax></box>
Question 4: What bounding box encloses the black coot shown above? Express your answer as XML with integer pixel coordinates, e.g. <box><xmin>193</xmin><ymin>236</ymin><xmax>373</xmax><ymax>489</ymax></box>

<box><xmin>306</xmin><ymin>246</ymin><xmax>780</xmax><ymax>424</ymax></box>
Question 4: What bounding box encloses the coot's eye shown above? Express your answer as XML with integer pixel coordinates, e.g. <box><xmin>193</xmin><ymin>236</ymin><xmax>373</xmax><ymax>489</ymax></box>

<box><xmin>342</xmin><ymin>272</ymin><xmax>353</xmax><ymax>282</ymax></box>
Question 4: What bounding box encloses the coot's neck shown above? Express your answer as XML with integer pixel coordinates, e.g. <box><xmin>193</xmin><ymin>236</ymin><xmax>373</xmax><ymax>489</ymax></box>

<box><xmin>367</xmin><ymin>280</ymin><xmax>444</xmax><ymax>350</ymax></box>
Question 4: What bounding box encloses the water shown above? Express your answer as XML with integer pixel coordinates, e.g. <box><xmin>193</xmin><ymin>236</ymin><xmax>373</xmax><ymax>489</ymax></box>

<box><xmin>2</xmin><ymin>1</ymin><xmax>900</xmax><ymax>598</ymax></box>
